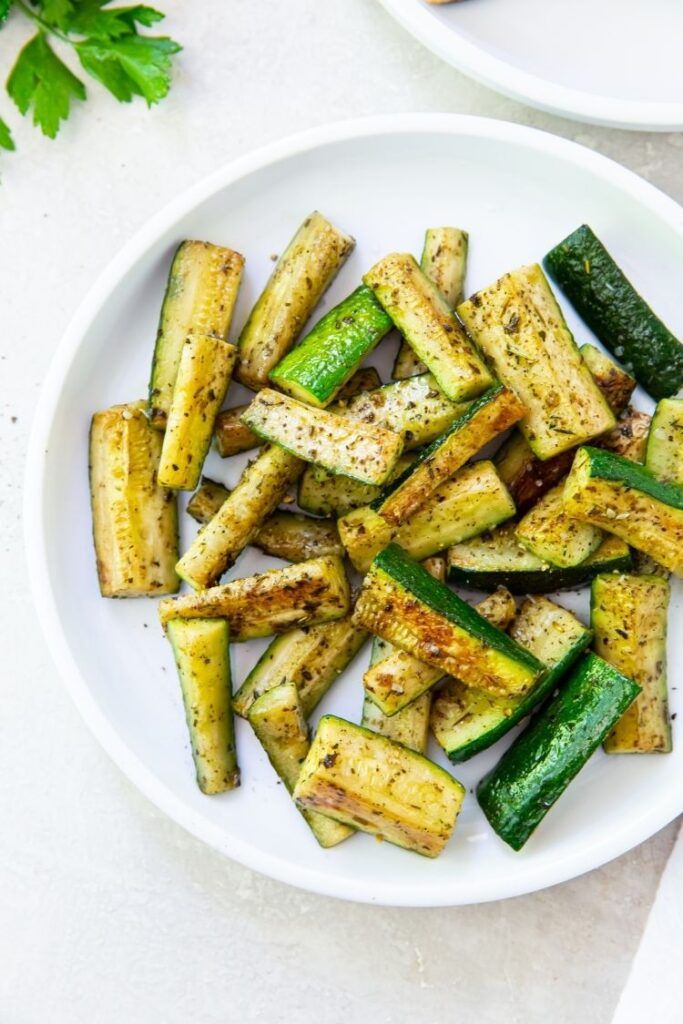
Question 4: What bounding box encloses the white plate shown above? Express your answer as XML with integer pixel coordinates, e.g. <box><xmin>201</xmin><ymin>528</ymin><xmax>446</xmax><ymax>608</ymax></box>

<box><xmin>378</xmin><ymin>0</ymin><xmax>683</xmax><ymax>130</ymax></box>
<box><xmin>25</xmin><ymin>115</ymin><xmax>683</xmax><ymax>906</ymax></box>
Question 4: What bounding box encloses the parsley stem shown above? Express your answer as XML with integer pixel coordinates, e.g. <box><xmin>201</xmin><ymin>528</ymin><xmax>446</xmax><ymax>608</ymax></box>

<box><xmin>14</xmin><ymin>0</ymin><xmax>73</xmax><ymax>44</ymax></box>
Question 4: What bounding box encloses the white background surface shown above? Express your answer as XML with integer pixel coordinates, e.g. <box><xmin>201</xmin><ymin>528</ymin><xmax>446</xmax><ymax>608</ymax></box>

<box><xmin>1</xmin><ymin>1</ymin><xmax>681</xmax><ymax>1021</ymax></box>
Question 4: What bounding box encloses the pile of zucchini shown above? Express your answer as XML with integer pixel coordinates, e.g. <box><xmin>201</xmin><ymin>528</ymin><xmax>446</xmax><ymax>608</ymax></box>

<box><xmin>89</xmin><ymin>214</ymin><xmax>682</xmax><ymax>859</ymax></box>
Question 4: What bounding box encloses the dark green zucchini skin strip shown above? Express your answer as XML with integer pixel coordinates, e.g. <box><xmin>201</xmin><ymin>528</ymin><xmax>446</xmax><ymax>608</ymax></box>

<box><xmin>544</xmin><ymin>225</ymin><xmax>683</xmax><ymax>400</ymax></box>
<box><xmin>374</xmin><ymin>545</ymin><xmax>543</xmax><ymax>674</ymax></box>
<box><xmin>477</xmin><ymin>653</ymin><xmax>640</xmax><ymax>850</ymax></box>
<box><xmin>579</xmin><ymin>447</ymin><xmax>683</xmax><ymax>510</ymax></box>
<box><xmin>448</xmin><ymin>546</ymin><xmax>633</xmax><ymax>595</ymax></box>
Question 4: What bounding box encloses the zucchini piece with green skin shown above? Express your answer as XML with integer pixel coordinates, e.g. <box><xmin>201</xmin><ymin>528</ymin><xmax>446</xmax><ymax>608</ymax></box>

<box><xmin>365</xmin><ymin>252</ymin><xmax>493</xmax><ymax>402</ymax></box>
<box><xmin>268</xmin><ymin>286</ymin><xmax>393</xmax><ymax>407</ymax></box>
<box><xmin>392</xmin><ymin>460</ymin><xmax>516</xmax><ymax>562</ymax></box>
<box><xmin>338</xmin><ymin>385</ymin><xmax>525</xmax><ymax>571</ymax></box>
<box><xmin>477</xmin><ymin>653</ymin><xmax>640</xmax><ymax>850</ymax></box>
<box><xmin>592</xmin><ymin>574</ymin><xmax>671</xmax><ymax>753</ymax></box>
<box><xmin>297</xmin><ymin>454</ymin><xmax>415</xmax><ymax>519</ymax></box>
<box><xmin>646</xmin><ymin>399</ymin><xmax>683</xmax><ymax>485</ymax></box>
<box><xmin>447</xmin><ymin>524</ymin><xmax>632</xmax><ymax>594</ymax></box>
<box><xmin>458</xmin><ymin>264</ymin><xmax>615</xmax><ymax>460</ymax></box>
<box><xmin>355</xmin><ymin>545</ymin><xmax>543</xmax><ymax>698</ymax></box>
<box><xmin>235</xmin><ymin>212</ymin><xmax>355</xmax><ymax>391</ymax></box>
<box><xmin>361</xmin><ymin>637</ymin><xmax>432</xmax><ymax>753</ymax></box>
<box><xmin>580</xmin><ymin>344</ymin><xmax>636</xmax><ymax>414</ymax></box>
<box><xmin>421</xmin><ymin>554</ymin><xmax>446</xmax><ymax>582</ymax></box>
<box><xmin>89</xmin><ymin>401</ymin><xmax>179</xmax><ymax>597</ymax></box>
<box><xmin>515</xmin><ymin>481</ymin><xmax>604</xmax><ymax>568</ymax></box>
<box><xmin>241</xmin><ymin>389</ymin><xmax>404</xmax><ymax>487</ymax></box>
<box><xmin>166</xmin><ymin>618</ymin><xmax>238</xmax><ymax>794</ymax></box>
<box><xmin>233</xmin><ymin>612</ymin><xmax>367</xmax><ymax>719</ymax></box>
<box><xmin>363</xmin><ymin>588</ymin><xmax>517</xmax><ymax>717</ymax></box>
<box><xmin>248</xmin><ymin>683</ymin><xmax>353</xmax><ymax>847</ymax></box>
<box><xmin>393</xmin><ymin>227</ymin><xmax>469</xmax><ymax>380</ymax></box>
<box><xmin>432</xmin><ymin>597</ymin><xmax>592</xmax><ymax>764</ymax></box>
<box><xmin>158</xmin><ymin>336</ymin><xmax>237</xmax><ymax>491</ymax></box>
<box><xmin>159</xmin><ymin>554</ymin><xmax>350</xmax><ymax>638</ymax></box>
<box><xmin>293</xmin><ymin>715</ymin><xmax>465</xmax><ymax>858</ymax></box>
<box><xmin>186</xmin><ymin>481</ymin><xmax>343</xmax><ymax>562</ymax></box>
<box><xmin>563</xmin><ymin>447</ymin><xmax>683</xmax><ymax>577</ymax></box>
<box><xmin>544</xmin><ymin>224</ymin><xmax>683</xmax><ymax>401</ymax></box>
<box><xmin>177</xmin><ymin>446</ymin><xmax>304</xmax><ymax>590</ymax></box>
<box><xmin>148</xmin><ymin>241</ymin><xmax>244</xmax><ymax>429</ymax></box>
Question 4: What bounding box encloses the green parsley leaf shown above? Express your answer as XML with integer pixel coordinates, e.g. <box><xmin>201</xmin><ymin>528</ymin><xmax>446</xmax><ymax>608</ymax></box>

<box><xmin>7</xmin><ymin>32</ymin><xmax>86</xmax><ymax>138</ymax></box>
<box><xmin>34</xmin><ymin>0</ymin><xmax>75</xmax><ymax>30</ymax></box>
<box><xmin>67</xmin><ymin>2</ymin><xmax>164</xmax><ymax>42</ymax></box>
<box><xmin>0</xmin><ymin>116</ymin><xmax>15</xmax><ymax>150</ymax></box>
<box><xmin>0</xmin><ymin>0</ymin><xmax>13</xmax><ymax>26</ymax></box>
<box><xmin>76</xmin><ymin>33</ymin><xmax>179</xmax><ymax>105</ymax></box>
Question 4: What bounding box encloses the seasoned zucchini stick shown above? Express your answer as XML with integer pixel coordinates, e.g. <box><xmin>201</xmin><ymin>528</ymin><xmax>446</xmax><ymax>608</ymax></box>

<box><xmin>293</xmin><ymin>715</ymin><xmax>465</xmax><ymax>858</ymax></box>
<box><xmin>148</xmin><ymin>241</ymin><xmax>244</xmax><ymax>429</ymax></box>
<box><xmin>187</xmin><ymin>479</ymin><xmax>343</xmax><ymax>563</ymax></box>
<box><xmin>233</xmin><ymin>612</ymin><xmax>367</xmax><ymax>719</ymax></box>
<box><xmin>338</xmin><ymin>385</ymin><xmax>524</xmax><ymax>571</ymax></box>
<box><xmin>235</xmin><ymin>212</ymin><xmax>354</xmax><ymax>390</ymax></box>
<box><xmin>355</xmin><ymin>545</ymin><xmax>543</xmax><ymax>698</ymax></box>
<box><xmin>544</xmin><ymin>224</ymin><xmax>683</xmax><ymax>401</ymax></box>
<box><xmin>515</xmin><ymin>481</ymin><xmax>604</xmax><ymax>569</ymax></box>
<box><xmin>241</xmin><ymin>389</ymin><xmax>404</xmax><ymax>486</ymax></box>
<box><xmin>592</xmin><ymin>574</ymin><xmax>671</xmax><ymax>753</ymax></box>
<box><xmin>477</xmin><ymin>654</ymin><xmax>640</xmax><ymax>850</ymax></box>
<box><xmin>298</xmin><ymin>454</ymin><xmax>415</xmax><ymax>518</ymax></box>
<box><xmin>248</xmin><ymin>683</ymin><xmax>353</xmax><ymax>847</ymax></box>
<box><xmin>646</xmin><ymin>398</ymin><xmax>683</xmax><ymax>485</ymax></box>
<box><xmin>363</xmin><ymin>587</ymin><xmax>517</xmax><ymax>717</ymax></box>
<box><xmin>177</xmin><ymin>446</ymin><xmax>303</xmax><ymax>590</ymax></box>
<box><xmin>432</xmin><ymin>597</ymin><xmax>592</xmax><ymax>764</ymax></box>
<box><xmin>564</xmin><ymin>447</ymin><xmax>683</xmax><ymax>576</ymax></box>
<box><xmin>361</xmin><ymin>637</ymin><xmax>432</xmax><ymax>753</ymax></box>
<box><xmin>448</xmin><ymin>524</ymin><xmax>632</xmax><ymax>594</ymax></box>
<box><xmin>394</xmin><ymin>227</ymin><xmax>469</xmax><ymax>379</ymax></box>
<box><xmin>158</xmin><ymin>335</ymin><xmax>237</xmax><ymax>491</ymax></box>
<box><xmin>269</xmin><ymin>286</ymin><xmax>392</xmax><ymax>407</ymax></box>
<box><xmin>89</xmin><ymin>401</ymin><xmax>179</xmax><ymax>597</ymax></box>
<box><xmin>167</xmin><ymin>617</ymin><xmax>238</xmax><ymax>794</ymax></box>
<box><xmin>458</xmin><ymin>264</ymin><xmax>615</xmax><ymax>459</ymax></box>
<box><xmin>365</xmin><ymin>252</ymin><xmax>492</xmax><ymax>402</ymax></box>
<box><xmin>159</xmin><ymin>555</ymin><xmax>350</xmax><ymax>639</ymax></box>
<box><xmin>580</xmin><ymin>344</ymin><xmax>637</xmax><ymax>414</ymax></box>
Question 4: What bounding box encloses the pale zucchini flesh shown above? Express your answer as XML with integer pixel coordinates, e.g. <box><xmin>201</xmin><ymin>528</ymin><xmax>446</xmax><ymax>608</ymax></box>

<box><xmin>458</xmin><ymin>264</ymin><xmax>615</xmax><ymax>459</ymax></box>
<box><xmin>159</xmin><ymin>554</ymin><xmax>351</xmax><ymax>639</ymax></box>
<box><xmin>148</xmin><ymin>241</ymin><xmax>244</xmax><ymax>429</ymax></box>
<box><xmin>89</xmin><ymin>401</ymin><xmax>179</xmax><ymax>597</ymax></box>
<box><xmin>177</xmin><ymin>446</ymin><xmax>303</xmax><ymax>590</ymax></box>
<box><xmin>515</xmin><ymin>481</ymin><xmax>604</xmax><ymax>568</ymax></box>
<box><xmin>646</xmin><ymin>398</ymin><xmax>683</xmax><ymax>486</ymax></box>
<box><xmin>235</xmin><ymin>211</ymin><xmax>355</xmax><ymax>390</ymax></box>
<box><xmin>158</xmin><ymin>335</ymin><xmax>237</xmax><ymax>491</ymax></box>
<box><xmin>241</xmin><ymin>389</ymin><xmax>405</xmax><ymax>486</ymax></box>
<box><xmin>248</xmin><ymin>683</ymin><xmax>353</xmax><ymax>847</ymax></box>
<box><xmin>393</xmin><ymin>227</ymin><xmax>469</xmax><ymax>379</ymax></box>
<box><xmin>580</xmin><ymin>343</ymin><xmax>636</xmax><ymax>414</ymax></box>
<box><xmin>365</xmin><ymin>252</ymin><xmax>493</xmax><ymax>402</ymax></box>
<box><xmin>592</xmin><ymin>573</ymin><xmax>672</xmax><ymax>753</ymax></box>
<box><xmin>166</xmin><ymin>617</ymin><xmax>238</xmax><ymax>794</ymax></box>
<box><xmin>293</xmin><ymin>715</ymin><xmax>465</xmax><ymax>858</ymax></box>
<box><xmin>297</xmin><ymin>454</ymin><xmax>415</xmax><ymax>518</ymax></box>
<box><xmin>361</xmin><ymin>637</ymin><xmax>431</xmax><ymax>752</ymax></box>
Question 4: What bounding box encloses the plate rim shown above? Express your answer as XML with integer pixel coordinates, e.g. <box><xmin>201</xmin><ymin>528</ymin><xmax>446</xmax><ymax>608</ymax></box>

<box><xmin>25</xmin><ymin>113</ymin><xmax>683</xmax><ymax>906</ymax></box>
<box><xmin>376</xmin><ymin>0</ymin><xmax>683</xmax><ymax>131</ymax></box>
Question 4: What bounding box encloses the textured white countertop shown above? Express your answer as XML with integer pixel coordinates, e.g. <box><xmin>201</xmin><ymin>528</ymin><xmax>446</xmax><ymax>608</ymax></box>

<box><xmin>1</xmin><ymin>2</ymin><xmax>681</xmax><ymax>1021</ymax></box>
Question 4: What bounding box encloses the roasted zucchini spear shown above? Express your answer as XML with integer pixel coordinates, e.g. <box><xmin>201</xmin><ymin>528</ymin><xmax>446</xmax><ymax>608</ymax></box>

<box><xmin>393</xmin><ymin>226</ymin><xmax>469</xmax><ymax>379</ymax></box>
<box><xmin>297</xmin><ymin>454</ymin><xmax>414</xmax><ymax>518</ymax></box>
<box><xmin>148</xmin><ymin>241</ymin><xmax>244</xmax><ymax>429</ymax></box>
<box><xmin>213</xmin><ymin>404</ymin><xmax>260</xmax><ymax>459</ymax></box>
<box><xmin>177</xmin><ymin>446</ymin><xmax>303</xmax><ymax>590</ymax></box>
<box><xmin>248</xmin><ymin>683</ymin><xmax>353</xmax><ymax>847</ymax></box>
<box><xmin>365</xmin><ymin>252</ymin><xmax>492</xmax><ymax>402</ymax></box>
<box><xmin>166</xmin><ymin>617</ymin><xmax>238</xmax><ymax>794</ymax></box>
<box><xmin>515</xmin><ymin>481</ymin><xmax>604</xmax><ymax>568</ymax></box>
<box><xmin>355</xmin><ymin>545</ymin><xmax>543</xmax><ymax>698</ymax></box>
<box><xmin>293</xmin><ymin>715</ymin><xmax>465</xmax><ymax>858</ymax></box>
<box><xmin>646</xmin><ymin>398</ymin><xmax>683</xmax><ymax>485</ymax></box>
<box><xmin>158</xmin><ymin>335</ymin><xmax>237</xmax><ymax>491</ymax></box>
<box><xmin>89</xmin><ymin>401</ymin><xmax>179</xmax><ymax>597</ymax></box>
<box><xmin>458</xmin><ymin>264</ymin><xmax>615</xmax><ymax>459</ymax></box>
<box><xmin>159</xmin><ymin>555</ymin><xmax>350</xmax><ymax>639</ymax></box>
<box><xmin>580</xmin><ymin>343</ymin><xmax>636</xmax><ymax>414</ymax></box>
<box><xmin>241</xmin><ymin>389</ymin><xmax>405</xmax><ymax>487</ymax></box>
<box><xmin>592</xmin><ymin>574</ymin><xmax>672</xmax><ymax>753</ymax></box>
<box><xmin>361</xmin><ymin>636</ymin><xmax>432</xmax><ymax>753</ymax></box>
<box><xmin>235</xmin><ymin>211</ymin><xmax>354</xmax><ymax>390</ymax></box>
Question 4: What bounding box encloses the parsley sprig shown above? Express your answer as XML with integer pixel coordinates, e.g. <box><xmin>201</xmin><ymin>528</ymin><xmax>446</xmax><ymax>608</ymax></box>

<box><xmin>0</xmin><ymin>0</ymin><xmax>181</xmax><ymax>154</ymax></box>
